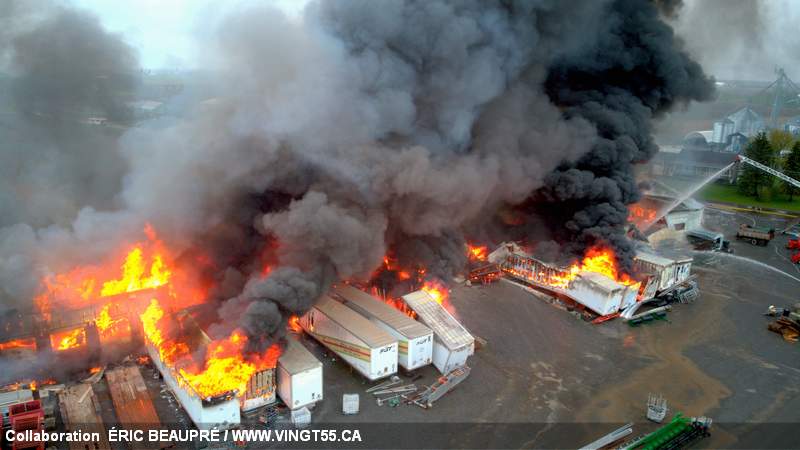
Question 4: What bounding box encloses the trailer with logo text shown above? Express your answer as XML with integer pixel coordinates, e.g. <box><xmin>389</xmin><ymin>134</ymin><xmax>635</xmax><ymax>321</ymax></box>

<box><xmin>300</xmin><ymin>295</ymin><xmax>398</xmax><ymax>381</ymax></box>
<box><xmin>332</xmin><ymin>285</ymin><xmax>433</xmax><ymax>371</ymax></box>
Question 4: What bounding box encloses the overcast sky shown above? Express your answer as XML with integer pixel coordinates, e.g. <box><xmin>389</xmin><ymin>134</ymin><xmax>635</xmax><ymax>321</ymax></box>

<box><xmin>71</xmin><ymin>0</ymin><xmax>307</xmax><ymax>70</ymax></box>
<box><xmin>71</xmin><ymin>0</ymin><xmax>800</xmax><ymax>81</ymax></box>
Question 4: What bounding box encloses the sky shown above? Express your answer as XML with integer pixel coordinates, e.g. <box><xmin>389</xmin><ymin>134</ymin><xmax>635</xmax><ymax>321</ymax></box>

<box><xmin>70</xmin><ymin>0</ymin><xmax>800</xmax><ymax>80</ymax></box>
<box><xmin>71</xmin><ymin>0</ymin><xmax>308</xmax><ymax>69</ymax></box>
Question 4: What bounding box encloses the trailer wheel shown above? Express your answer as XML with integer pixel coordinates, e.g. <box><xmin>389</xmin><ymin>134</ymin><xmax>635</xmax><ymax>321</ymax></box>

<box><xmin>750</xmin><ymin>238</ymin><xmax>758</xmax><ymax>245</ymax></box>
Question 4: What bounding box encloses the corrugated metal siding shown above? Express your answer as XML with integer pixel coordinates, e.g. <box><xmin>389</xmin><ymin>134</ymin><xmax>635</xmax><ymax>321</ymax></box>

<box><xmin>314</xmin><ymin>295</ymin><xmax>396</xmax><ymax>348</ymax></box>
<box><xmin>401</xmin><ymin>291</ymin><xmax>473</xmax><ymax>351</ymax></box>
<box><xmin>332</xmin><ymin>285</ymin><xmax>432</xmax><ymax>340</ymax></box>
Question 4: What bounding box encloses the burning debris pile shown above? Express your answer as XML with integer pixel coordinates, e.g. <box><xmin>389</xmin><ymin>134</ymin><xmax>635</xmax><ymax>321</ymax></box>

<box><xmin>1</xmin><ymin>0</ymin><xmax>713</xmax><ymax>390</ymax></box>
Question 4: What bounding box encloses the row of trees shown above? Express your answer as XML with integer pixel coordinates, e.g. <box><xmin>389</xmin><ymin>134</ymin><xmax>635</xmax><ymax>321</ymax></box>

<box><xmin>737</xmin><ymin>130</ymin><xmax>800</xmax><ymax>201</ymax></box>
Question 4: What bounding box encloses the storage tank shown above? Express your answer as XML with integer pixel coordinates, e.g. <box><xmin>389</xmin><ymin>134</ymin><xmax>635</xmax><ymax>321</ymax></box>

<box><xmin>332</xmin><ymin>285</ymin><xmax>433</xmax><ymax>371</ymax></box>
<box><xmin>712</xmin><ymin>118</ymin><xmax>734</xmax><ymax>144</ymax></box>
<box><xmin>300</xmin><ymin>295</ymin><xmax>397</xmax><ymax>381</ymax></box>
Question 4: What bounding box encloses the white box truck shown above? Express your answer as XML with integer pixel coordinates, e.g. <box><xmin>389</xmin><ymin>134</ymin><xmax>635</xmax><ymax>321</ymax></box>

<box><xmin>400</xmin><ymin>290</ymin><xmax>474</xmax><ymax>374</ymax></box>
<box><xmin>301</xmin><ymin>295</ymin><xmax>398</xmax><ymax>381</ymax></box>
<box><xmin>332</xmin><ymin>285</ymin><xmax>433</xmax><ymax>371</ymax></box>
<box><xmin>277</xmin><ymin>339</ymin><xmax>323</xmax><ymax>410</ymax></box>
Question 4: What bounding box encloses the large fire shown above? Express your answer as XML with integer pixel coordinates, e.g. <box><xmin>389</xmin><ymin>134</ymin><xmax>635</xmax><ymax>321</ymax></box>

<box><xmin>628</xmin><ymin>203</ymin><xmax>657</xmax><ymax>224</ymax></box>
<box><xmin>32</xmin><ymin>226</ymin><xmax>204</xmax><ymax>349</ymax></box>
<box><xmin>141</xmin><ymin>299</ymin><xmax>281</xmax><ymax>399</ymax></box>
<box><xmin>548</xmin><ymin>246</ymin><xmax>639</xmax><ymax>289</ymax></box>
<box><xmin>50</xmin><ymin>328</ymin><xmax>87</xmax><ymax>351</ymax></box>
<box><xmin>0</xmin><ymin>338</ymin><xmax>37</xmax><ymax>353</ymax></box>
<box><xmin>467</xmin><ymin>244</ymin><xmax>488</xmax><ymax>261</ymax></box>
<box><xmin>100</xmin><ymin>247</ymin><xmax>171</xmax><ymax>296</ymax></box>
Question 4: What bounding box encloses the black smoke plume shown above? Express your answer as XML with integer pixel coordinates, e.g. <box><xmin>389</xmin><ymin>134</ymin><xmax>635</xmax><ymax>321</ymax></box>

<box><xmin>0</xmin><ymin>0</ymin><xmax>713</xmax><ymax>356</ymax></box>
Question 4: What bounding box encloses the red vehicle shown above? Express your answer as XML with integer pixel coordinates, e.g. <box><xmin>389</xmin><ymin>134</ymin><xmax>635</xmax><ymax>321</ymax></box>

<box><xmin>787</xmin><ymin>239</ymin><xmax>800</xmax><ymax>250</ymax></box>
<box><xmin>792</xmin><ymin>252</ymin><xmax>800</xmax><ymax>264</ymax></box>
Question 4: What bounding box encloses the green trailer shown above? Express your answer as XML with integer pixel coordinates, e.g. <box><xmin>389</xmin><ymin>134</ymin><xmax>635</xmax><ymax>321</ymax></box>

<box><xmin>624</xmin><ymin>413</ymin><xmax>711</xmax><ymax>450</ymax></box>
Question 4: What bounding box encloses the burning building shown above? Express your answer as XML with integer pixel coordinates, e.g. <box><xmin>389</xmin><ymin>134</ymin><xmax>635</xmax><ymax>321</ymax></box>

<box><xmin>140</xmin><ymin>300</ymin><xmax>280</xmax><ymax>429</ymax></box>
<box><xmin>494</xmin><ymin>242</ymin><xmax>694</xmax><ymax>317</ymax></box>
<box><xmin>1</xmin><ymin>0</ymin><xmax>715</xmax><ymax>411</ymax></box>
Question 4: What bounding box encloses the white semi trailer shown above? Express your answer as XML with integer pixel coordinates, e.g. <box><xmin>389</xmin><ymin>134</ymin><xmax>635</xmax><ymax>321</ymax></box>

<box><xmin>277</xmin><ymin>338</ymin><xmax>323</xmax><ymax>410</ymax></box>
<box><xmin>400</xmin><ymin>290</ymin><xmax>474</xmax><ymax>374</ymax></box>
<box><xmin>300</xmin><ymin>295</ymin><xmax>398</xmax><ymax>381</ymax></box>
<box><xmin>332</xmin><ymin>285</ymin><xmax>433</xmax><ymax>371</ymax></box>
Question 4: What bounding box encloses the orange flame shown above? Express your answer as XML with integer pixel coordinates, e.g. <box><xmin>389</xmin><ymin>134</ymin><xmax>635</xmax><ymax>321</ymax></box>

<box><xmin>141</xmin><ymin>298</ymin><xmax>281</xmax><ymax>399</ymax></box>
<box><xmin>628</xmin><ymin>204</ymin><xmax>657</xmax><ymax>223</ymax></box>
<box><xmin>50</xmin><ymin>327</ymin><xmax>86</xmax><ymax>351</ymax></box>
<box><xmin>421</xmin><ymin>279</ymin><xmax>449</xmax><ymax>305</ymax></box>
<box><xmin>541</xmin><ymin>246</ymin><xmax>639</xmax><ymax>289</ymax></box>
<box><xmin>100</xmin><ymin>247</ymin><xmax>171</xmax><ymax>296</ymax></box>
<box><xmin>467</xmin><ymin>244</ymin><xmax>488</xmax><ymax>261</ymax></box>
<box><xmin>288</xmin><ymin>315</ymin><xmax>302</xmax><ymax>333</ymax></box>
<box><xmin>0</xmin><ymin>338</ymin><xmax>37</xmax><ymax>352</ymax></box>
<box><xmin>33</xmin><ymin>226</ymin><xmax>205</xmax><ymax>350</ymax></box>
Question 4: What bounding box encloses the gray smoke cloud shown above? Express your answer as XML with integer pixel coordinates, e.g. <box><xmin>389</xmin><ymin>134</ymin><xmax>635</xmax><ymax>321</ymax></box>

<box><xmin>0</xmin><ymin>1</ymin><xmax>140</xmax><ymax>319</ymax></box>
<box><xmin>670</xmin><ymin>0</ymin><xmax>800</xmax><ymax>81</ymax></box>
<box><xmin>0</xmin><ymin>0</ymin><xmax>712</xmax><ymax>355</ymax></box>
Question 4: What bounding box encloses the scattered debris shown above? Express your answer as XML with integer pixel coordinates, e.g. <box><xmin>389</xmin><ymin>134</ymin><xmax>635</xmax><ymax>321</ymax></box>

<box><xmin>372</xmin><ymin>384</ymin><xmax>417</xmax><ymax>396</ymax></box>
<box><xmin>366</xmin><ymin>375</ymin><xmax>401</xmax><ymax>393</ymax></box>
<box><xmin>579</xmin><ymin>422</ymin><xmax>633</xmax><ymax>450</ymax></box>
<box><xmin>765</xmin><ymin>304</ymin><xmax>800</xmax><ymax>343</ymax></box>
<box><xmin>646</xmin><ymin>393</ymin><xmax>668</xmax><ymax>423</ymax></box>
<box><xmin>81</xmin><ymin>365</ymin><xmax>105</xmax><ymax>384</ymax></box>
<box><xmin>408</xmin><ymin>365</ymin><xmax>470</xmax><ymax>409</ymax></box>
<box><xmin>468</xmin><ymin>264</ymin><xmax>502</xmax><ymax>285</ymax></box>
<box><xmin>627</xmin><ymin>306</ymin><xmax>672</xmax><ymax>326</ymax></box>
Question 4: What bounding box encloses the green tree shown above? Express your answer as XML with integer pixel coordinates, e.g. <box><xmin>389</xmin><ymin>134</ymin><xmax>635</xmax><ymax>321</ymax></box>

<box><xmin>737</xmin><ymin>132</ymin><xmax>774</xmax><ymax>199</ymax></box>
<box><xmin>768</xmin><ymin>129</ymin><xmax>796</xmax><ymax>155</ymax></box>
<box><xmin>784</xmin><ymin>141</ymin><xmax>800</xmax><ymax>201</ymax></box>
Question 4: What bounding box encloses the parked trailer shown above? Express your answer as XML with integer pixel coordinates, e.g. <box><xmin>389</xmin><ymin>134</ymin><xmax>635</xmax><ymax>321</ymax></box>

<box><xmin>240</xmin><ymin>367</ymin><xmax>276</xmax><ymax>412</ymax></box>
<box><xmin>736</xmin><ymin>224</ymin><xmax>775</xmax><ymax>246</ymax></box>
<box><xmin>277</xmin><ymin>339</ymin><xmax>323</xmax><ymax>410</ymax></box>
<box><xmin>301</xmin><ymin>295</ymin><xmax>398</xmax><ymax>381</ymax></box>
<box><xmin>332</xmin><ymin>285</ymin><xmax>433</xmax><ymax>371</ymax></box>
<box><xmin>400</xmin><ymin>290</ymin><xmax>474</xmax><ymax>374</ymax></box>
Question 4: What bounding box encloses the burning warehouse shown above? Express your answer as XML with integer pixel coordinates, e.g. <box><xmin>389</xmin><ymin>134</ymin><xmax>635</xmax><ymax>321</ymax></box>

<box><xmin>495</xmin><ymin>243</ymin><xmax>695</xmax><ymax>317</ymax></box>
<box><xmin>140</xmin><ymin>300</ymin><xmax>280</xmax><ymax>429</ymax></box>
<box><xmin>0</xmin><ymin>0</ymin><xmax>720</xmax><ymax>441</ymax></box>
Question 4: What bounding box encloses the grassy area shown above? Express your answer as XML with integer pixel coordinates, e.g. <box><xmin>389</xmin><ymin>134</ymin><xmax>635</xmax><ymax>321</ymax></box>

<box><xmin>698</xmin><ymin>182</ymin><xmax>800</xmax><ymax>212</ymax></box>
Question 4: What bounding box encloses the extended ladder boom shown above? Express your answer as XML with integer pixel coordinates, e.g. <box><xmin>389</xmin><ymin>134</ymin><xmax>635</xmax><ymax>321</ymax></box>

<box><xmin>737</xmin><ymin>155</ymin><xmax>800</xmax><ymax>190</ymax></box>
